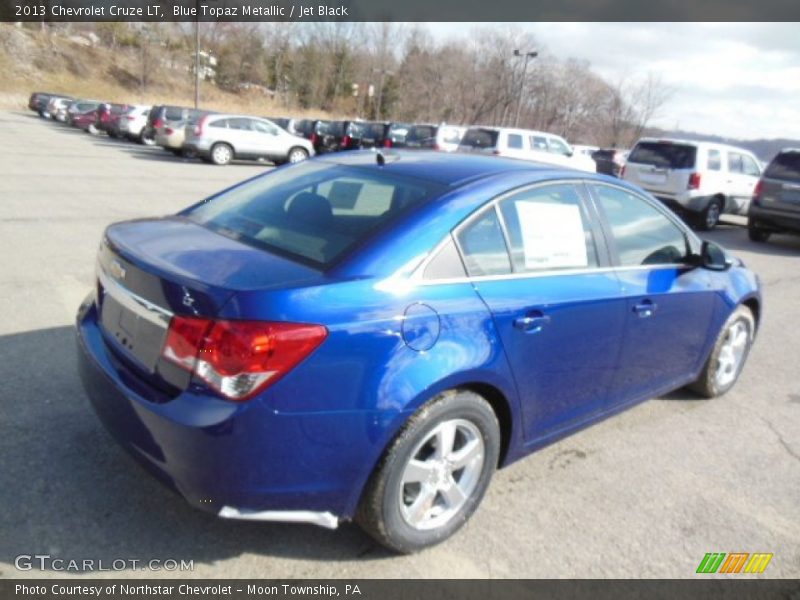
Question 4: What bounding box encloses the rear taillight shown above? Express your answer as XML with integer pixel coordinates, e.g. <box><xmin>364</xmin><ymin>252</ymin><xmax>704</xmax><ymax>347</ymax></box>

<box><xmin>383</xmin><ymin>139</ymin><xmax>393</xmax><ymax>148</ymax></box>
<box><xmin>126</xmin><ymin>115</ymin><xmax>135</xmax><ymax>121</ymax></box>
<box><xmin>310</xmin><ymin>132</ymin><xmax>319</xmax><ymax>146</ymax></box>
<box><xmin>154</xmin><ymin>118</ymin><xmax>164</xmax><ymax>129</ymax></box>
<box><xmin>752</xmin><ymin>179</ymin><xmax>764</xmax><ymax>206</ymax></box>
<box><xmin>161</xmin><ymin>316</ymin><xmax>327</xmax><ymax>401</ymax></box>
<box><xmin>165</xmin><ymin>127</ymin><xmax>174</xmax><ymax>135</ymax></box>
<box><xmin>194</xmin><ymin>115</ymin><xmax>208</xmax><ymax>136</ymax></box>
<box><xmin>688</xmin><ymin>172</ymin><xmax>702</xmax><ymax>190</ymax></box>
<box><xmin>342</xmin><ymin>135</ymin><xmax>352</xmax><ymax>148</ymax></box>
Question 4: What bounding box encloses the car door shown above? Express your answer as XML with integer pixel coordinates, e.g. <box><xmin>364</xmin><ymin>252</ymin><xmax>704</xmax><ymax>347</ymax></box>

<box><xmin>225</xmin><ymin>118</ymin><xmax>257</xmax><ymax>156</ymax></box>
<box><xmin>588</xmin><ymin>183</ymin><xmax>716</xmax><ymax>405</ymax></box>
<box><xmin>250</xmin><ymin>119</ymin><xmax>284</xmax><ymax>158</ymax></box>
<box><xmin>457</xmin><ymin>182</ymin><xmax>627</xmax><ymax>442</ymax></box>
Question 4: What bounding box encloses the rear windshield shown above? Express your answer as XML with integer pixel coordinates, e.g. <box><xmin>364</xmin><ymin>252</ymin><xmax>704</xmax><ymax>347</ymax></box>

<box><xmin>460</xmin><ymin>128</ymin><xmax>499</xmax><ymax>149</ymax></box>
<box><xmin>406</xmin><ymin>125</ymin><xmax>436</xmax><ymax>147</ymax></box>
<box><xmin>164</xmin><ymin>106</ymin><xmax>186</xmax><ymax>121</ymax></box>
<box><xmin>765</xmin><ymin>152</ymin><xmax>800</xmax><ymax>182</ymax></box>
<box><xmin>628</xmin><ymin>142</ymin><xmax>697</xmax><ymax>169</ymax></box>
<box><xmin>185</xmin><ymin>162</ymin><xmax>444</xmax><ymax>267</ymax></box>
<box><xmin>316</xmin><ymin>121</ymin><xmax>346</xmax><ymax>136</ymax></box>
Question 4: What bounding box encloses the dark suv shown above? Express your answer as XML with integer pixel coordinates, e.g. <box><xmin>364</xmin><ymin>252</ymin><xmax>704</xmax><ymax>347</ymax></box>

<box><xmin>748</xmin><ymin>149</ymin><xmax>800</xmax><ymax>242</ymax></box>
<box><xmin>295</xmin><ymin>119</ymin><xmax>346</xmax><ymax>153</ymax></box>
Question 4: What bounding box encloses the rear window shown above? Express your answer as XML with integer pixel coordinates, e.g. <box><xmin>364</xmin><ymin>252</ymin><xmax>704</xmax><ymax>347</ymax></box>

<box><xmin>764</xmin><ymin>152</ymin><xmax>800</xmax><ymax>182</ymax></box>
<box><xmin>316</xmin><ymin>121</ymin><xmax>345</xmax><ymax>136</ymax></box>
<box><xmin>628</xmin><ymin>142</ymin><xmax>697</xmax><ymax>169</ymax></box>
<box><xmin>164</xmin><ymin>106</ymin><xmax>186</xmax><ymax>121</ymax></box>
<box><xmin>460</xmin><ymin>129</ymin><xmax>499</xmax><ymax>149</ymax></box>
<box><xmin>406</xmin><ymin>125</ymin><xmax>436</xmax><ymax>147</ymax></box>
<box><xmin>186</xmin><ymin>162</ymin><xmax>444</xmax><ymax>267</ymax></box>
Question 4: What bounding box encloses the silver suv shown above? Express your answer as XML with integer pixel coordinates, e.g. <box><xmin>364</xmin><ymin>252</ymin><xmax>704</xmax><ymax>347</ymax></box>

<box><xmin>623</xmin><ymin>138</ymin><xmax>762</xmax><ymax>230</ymax></box>
<box><xmin>184</xmin><ymin>114</ymin><xmax>315</xmax><ymax>166</ymax></box>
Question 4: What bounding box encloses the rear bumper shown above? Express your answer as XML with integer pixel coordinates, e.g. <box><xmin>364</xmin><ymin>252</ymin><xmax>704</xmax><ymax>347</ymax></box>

<box><xmin>76</xmin><ymin>299</ymin><xmax>385</xmax><ymax>521</ymax></box>
<box><xmin>749</xmin><ymin>205</ymin><xmax>800</xmax><ymax>233</ymax></box>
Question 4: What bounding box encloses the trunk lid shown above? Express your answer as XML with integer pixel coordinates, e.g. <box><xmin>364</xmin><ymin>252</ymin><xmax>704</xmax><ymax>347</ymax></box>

<box><xmin>761</xmin><ymin>151</ymin><xmax>800</xmax><ymax>214</ymax></box>
<box><xmin>96</xmin><ymin>217</ymin><xmax>324</xmax><ymax>391</ymax></box>
<box><xmin>624</xmin><ymin>141</ymin><xmax>697</xmax><ymax>196</ymax></box>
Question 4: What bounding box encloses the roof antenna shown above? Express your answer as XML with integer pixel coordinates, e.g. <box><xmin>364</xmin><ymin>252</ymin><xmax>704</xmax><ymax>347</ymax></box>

<box><xmin>376</xmin><ymin>150</ymin><xmax>386</xmax><ymax>166</ymax></box>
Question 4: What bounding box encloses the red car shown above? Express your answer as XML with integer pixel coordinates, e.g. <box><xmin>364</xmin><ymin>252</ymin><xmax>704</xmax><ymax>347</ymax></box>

<box><xmin>72</xmin><ymin>110</ymin><xmax>100</xmax><ymax>134</ymax></box>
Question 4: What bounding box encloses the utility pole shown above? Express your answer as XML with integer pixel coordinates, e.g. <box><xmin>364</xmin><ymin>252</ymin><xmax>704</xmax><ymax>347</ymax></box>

<box><xmin>513</xmin><ymin>49</ymin><xmax>538</xmax><ymax>128</ymax></box>
<box><xmin>194</xmin><ymin>8</ymin><xmax>200</xmax><ymax>109</ymax></box>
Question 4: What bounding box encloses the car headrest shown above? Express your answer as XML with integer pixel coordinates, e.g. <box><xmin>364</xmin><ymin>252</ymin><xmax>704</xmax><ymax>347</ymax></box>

<box><xmin>287</xmin><ymin>192</ymin><xmax>333</xmax><ymax>229</ymax></box>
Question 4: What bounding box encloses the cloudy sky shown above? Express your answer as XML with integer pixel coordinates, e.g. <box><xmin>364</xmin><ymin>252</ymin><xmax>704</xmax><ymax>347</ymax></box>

<box><xmin>428</xmin><ymin>23</ymin><xmax>800</xmax><ymax>141</ymax></box>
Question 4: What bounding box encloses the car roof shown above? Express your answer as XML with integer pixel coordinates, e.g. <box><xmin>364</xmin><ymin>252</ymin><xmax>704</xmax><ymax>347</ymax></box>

<box><xmin>314</xmin><ymin>150</ymin><xmax>575</xmax><ymax>187</ymax></box>
<box><xmin>635</xmin><ymin>137</ymin><xmax>757</xmax><ymax>155</ymax></box>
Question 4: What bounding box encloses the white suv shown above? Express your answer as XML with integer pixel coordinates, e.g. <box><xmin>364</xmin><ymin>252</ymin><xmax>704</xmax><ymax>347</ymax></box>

<box><xmin>458</xmin><ymin>127</ymin><xmax>597</xmax><ymax>172</ymax></box>
<box><xmin>623</xmin><ymin>138</ymin><xmax>762</xmax><ymax>230</ymax></box>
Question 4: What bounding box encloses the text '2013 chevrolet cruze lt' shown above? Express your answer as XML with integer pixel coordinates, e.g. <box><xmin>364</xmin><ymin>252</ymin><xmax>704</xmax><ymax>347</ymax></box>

<box><xmin>76</xmin><ymin>151</ymin><xmax>761</xmax><ymax>553</ymax></box>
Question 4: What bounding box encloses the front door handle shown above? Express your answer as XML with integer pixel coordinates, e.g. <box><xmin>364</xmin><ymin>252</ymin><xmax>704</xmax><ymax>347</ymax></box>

<box><xmin>514</xmin><ymin>313</ymin><xmax>551</xmax><ymax>333</ymax></box>
<box><xmin>633</xmin><ymin>300</ymin><xmax>657</xmax><ymax>318</ymax></box>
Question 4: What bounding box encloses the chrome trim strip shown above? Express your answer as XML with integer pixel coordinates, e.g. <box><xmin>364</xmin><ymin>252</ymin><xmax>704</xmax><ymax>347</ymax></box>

<box><xmin>97</xmin><ymin>266</ymin><xmax>173</xmax><ymax>328</ymax></box>
<box><xmin>217</xmin><ymin>506</ymin><xmax>339</xmax><ymax>529</ymax></box>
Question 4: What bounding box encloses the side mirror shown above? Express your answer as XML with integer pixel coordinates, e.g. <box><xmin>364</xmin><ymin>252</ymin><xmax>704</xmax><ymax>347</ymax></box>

<box><xmin>699</xmin><ymin>240</ymin><xmax>732</xmax><ymax>271</ymax></box>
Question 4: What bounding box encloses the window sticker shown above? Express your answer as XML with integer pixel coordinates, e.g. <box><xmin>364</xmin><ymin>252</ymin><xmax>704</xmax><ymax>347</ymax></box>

<box><xmin>514</xmin><ymin>201</ymin><xmax>588</xmax><ymax>269</ymax></box>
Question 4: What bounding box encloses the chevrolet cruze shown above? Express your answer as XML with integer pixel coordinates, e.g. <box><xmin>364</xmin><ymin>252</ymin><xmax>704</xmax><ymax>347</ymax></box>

<box><xmin>76</xmin><ymin>151</ymin><xmax>761</xmax><ymax>553</ymax></box>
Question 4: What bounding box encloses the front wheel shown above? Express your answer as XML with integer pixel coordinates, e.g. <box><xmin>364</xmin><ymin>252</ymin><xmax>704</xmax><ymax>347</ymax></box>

<box><xmin>748</xmin><ymin>219</ymin><xmax>771</xmax><ymax>242</ymax></box>
<box><xmin>688</xmin><ymin>305</ymin><xmax>755</xmax><ymax>398</ymax></box>
<box><xmin>356</xmin><ymin>390</ymin><xmax>500</xmax><ymax>553</ymax></box>
<box><xmin>210</xmin><ymin>143</ymin><xmax>233</xmax><ymax>165</ymax></box>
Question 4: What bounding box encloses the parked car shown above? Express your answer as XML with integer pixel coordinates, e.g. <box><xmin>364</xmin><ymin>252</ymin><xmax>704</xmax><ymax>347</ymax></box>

<box><xmin>383</xmin><ymin>122</ymin><xmax>413</xmax><ymax>148</ymax></box>
<box><xmin>458</xmin><ymin>127</ymin><xmax>597</xmax><ymax>173</ymax></box>
<box><xmin>183</xmin><ymin>114</ymin><xmax>314</xmax><ymax>165</ymax></box>
<box><xmin>340</xmin><ymin>121</ymin><xmax>391</xmax><ymax>150</ymax></box>
<box><xmin>46</xmin><ymin>96</ymin><xmax>75</xmax><ymax>122</ymax></box>
<box><xmin>748</xmin><ymin>149</ymin><xmax>800</xmax><ymax>242</ymax></box>
<box><xmin>77</xmin><ymin>151</ymin><xmax>760</xmax><ymax>554</ymax></box>
<box><xmin>392</xmin><ymin>123</ymin><xmax>466</xmax><ymax>152</ymax></box>
<box><xmin>116</xmin><ymin>105</ymin><xmax>152</xmax><ymax>144</ymax></box>
<box><xmin>572</xmin><ymin>144</ymin><xmax>600</xmax><ymax>158</ymax></box>
<box><xmin>66</xmin><ymin>100</ymin><xmax>102</xmax><ymax>125</ymax></box>
<box><xmin>266</xmin><ymin>117</ymin><xmax>299</xmax><ymax>136</ymax></box>
<box><xmin>144</xmin><ymin>105</ymin><xmax>193</xmax><ymax>145</ymax></box>
<box><xmin>592</xmin><ymin>148</ymin><xmax>628</xmax><ymax>178</ymax></box>
<box><xmin>155</xmin><ymin>109</ymin><xmax>211</xmax><ymax>155</ymax></box>
<box><xmin>72</xmin><ymin>109</ymin><xmax>100</xmax><ymax>134</ymax></box>
<box><xmin>622</xmin><ymin>138</ymin><xmax>762</xmax><ymax>230</ymax></box>
<box><xmin>295</xmin><ymin>119</ymin><xmax>346</xmax><ymax>153</ymax></box>
<box><xmin>95</xmin><ymin>103</ymin><xmax>129</xmax><ymax>137</ymax></box>
<box><xmin>28</xmin><ymin>91</ymin><xmax>60</xmax><ymax>117</ymax></box>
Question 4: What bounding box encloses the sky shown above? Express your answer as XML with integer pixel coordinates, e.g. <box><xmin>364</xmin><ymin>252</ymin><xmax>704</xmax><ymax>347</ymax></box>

<box><xmin>426</xmin><ymin>22</ymin><xmax>800</xmax><ymax>141</ymax></box>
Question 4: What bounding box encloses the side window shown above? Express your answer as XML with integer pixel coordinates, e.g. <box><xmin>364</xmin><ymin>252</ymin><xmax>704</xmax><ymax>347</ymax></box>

<box><xmin>227</xmin><ymin>118</ymin><xmax>251</xmax><ymax>131</ymax></box>
<box><xmin>707</xmin><ymin>149</ymin><xmax>721</xmax><ymax>170</ymax></box>
<box><xmin>498</xmin><ymin>184</ymin><xmax>599</xmax><ymax>272</ymax></box>
<box><xmin>209</xmin><ymin>119</ymin><xmax>228</xmax><ymax>129</ymax></box>
<box><xmin>531</xmin><ymin>136</ymin><xmax>548</xmax><ymax>151</ymax></box>
<box><xmin>423</xmin><ymin>237</ymin><xmax>467</xmax><ymax>280</ymax></box>
<box><xmin>728</xmin><ymin>152</ymin><xmax>744</xmax><ymax>174</ymax></box>
<box><xmin>741</xmin><ymin>155</ymin><xmax>761</xmax><ymax>177</ymax></box>
<box><xmin>548</xmin><ymin>137</ymin><xmax>571</xmax><ymax>156</ymax></box>
<box><xmin>592</xmin><ymin>185</ymin><xmax>688</xmax><ymax>267</ymax></box>
<box><xmin>252</xmin><ymin>120</ymin><xmax>278</xmax><ymax>135</ymax></box>
<box><xmin>456</xmin><ymin>208</ymin><xmax>512</xmax><ymax>276</ymax></box>
<box><xmin>507</xmin><ymin>134</ymin><xmax>523</xmax><ymax>150</ymax></box>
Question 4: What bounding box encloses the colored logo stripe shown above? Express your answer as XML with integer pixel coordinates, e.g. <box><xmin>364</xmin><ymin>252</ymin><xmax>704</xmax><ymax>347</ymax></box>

<box><xmin>744</xmin><ymin>553</ymin><xmax>773</xmax><ymax>573</ymax></box>
<box><xmin>696</xmin><ymin>552</ymin><xmax>773</xmax><ymax>574</ymax></box>
<box><xmin>697</xmin><ymin>553</ymin><xmax>726</xmax><ymax>573</ymax></box>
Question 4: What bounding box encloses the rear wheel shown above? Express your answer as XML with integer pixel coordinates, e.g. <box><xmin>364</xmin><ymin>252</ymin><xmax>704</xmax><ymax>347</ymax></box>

<box><xmin>210</xmin><ymin>143</ymin><xmax>233</xmax><ymax>166</ymax></box>
<box><xmin>356</xmin><ymin>390</ymin><xmax>500</xmax><ymax>554</ymax></box>
<box><xmin>747</xmin><ymin>219</ymin><xmax>771</xmax><ymax>242</ymax></box>
<box><xmin>688</xmin><ymin>305</ymin><xmax>755</xmax><ymax>398</ymax></box>
<box><xmin>697</xmin><ymin>197</ymin><xmax>723</xmax><ymax>231</ymax></box>
<box><xmin>287</xmin><ymin>147</ymin><xmax>309</xmax><ymax>164</ymax></box>
<box><xmin>140</xmin><ymin>131</ymin><xmax>155</xmax><ymax>146</ymax></box>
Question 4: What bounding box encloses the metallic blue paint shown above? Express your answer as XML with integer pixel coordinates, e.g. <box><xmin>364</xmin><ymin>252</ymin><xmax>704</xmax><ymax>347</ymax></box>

<box><xmin>76</xmin><ymin>151</ymin><xmax>762</xmax><ymax>522</ymax></box>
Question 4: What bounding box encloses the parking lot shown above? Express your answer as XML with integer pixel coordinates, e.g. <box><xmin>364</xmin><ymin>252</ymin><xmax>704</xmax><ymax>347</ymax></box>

<box><xmin>0</xmin><ymin>109</ymin><xmax>798</xmax><ymax>578</ymax></box>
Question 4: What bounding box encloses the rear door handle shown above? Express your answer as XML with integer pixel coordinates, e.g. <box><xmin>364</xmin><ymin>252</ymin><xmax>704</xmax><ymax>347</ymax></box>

<box><xmin>514</xmin><ymin>313</ymin><xmax>551</xmax><ymax>333</ymax></box>
<box><xmin>633</xmin><ymin>300</ymin><xmax>657</xmax><ymax>318</ymax></box>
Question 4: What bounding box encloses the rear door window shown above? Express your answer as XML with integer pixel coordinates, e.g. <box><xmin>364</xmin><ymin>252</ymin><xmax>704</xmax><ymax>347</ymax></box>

<box><xmin>707</xmin><ymin>149</ymin><xmax>721</xmax><ymax>170</ymax></box>
<box><xmin>741</xmin><ymin>155</ymin><xmax>761</xmax><ymax>177</ymax></box>
<box><xmin>498</xmin><ymin>184</ymin><xmax>599</xmax><ymax>272</ymax></box>
<box><xmin>460</xmin><ymin>129</ymin><xmax>499</xmax><ymax>149</ymax></box>
<box><xmin>628</xmin><ymin>142</ymin><xmax>697</xmax><ymax>169</ymax></box>
<box><xmin>728</xmin><ymin>152</ymin><xmax>744</xmax><ymax>174</ymax></box>
<box><xmin>765</xmin><ymin>152</ymin><xmax>800</xmax><ymax>182</ymax></box>
<box><xmin>507</xmin><ymin>134</ymin><xmax>524</xmax><ymax>150</ymax></box>
<box><xmin>530</xmin><ymin>136</ymin><xmax>548</xmax><ymax>151</ymax></box>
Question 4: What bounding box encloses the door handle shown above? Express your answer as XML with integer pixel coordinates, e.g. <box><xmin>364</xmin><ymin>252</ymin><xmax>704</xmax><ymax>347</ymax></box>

<box><xmin>633</xmin><ymin>300</ymin><xmax>657</xmax><ymax>318</ymax></box>
<box><xmin>514</xmin><ymin>313</ymin><xmax>551</xmax><ymax>333</ymax></box>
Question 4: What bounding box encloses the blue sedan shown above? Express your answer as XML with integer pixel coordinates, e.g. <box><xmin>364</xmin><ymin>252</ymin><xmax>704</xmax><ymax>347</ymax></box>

<box><xmin>76</xmin><ymin>151</ymin><xmax>761</xmax><ymax>552</ymax></box>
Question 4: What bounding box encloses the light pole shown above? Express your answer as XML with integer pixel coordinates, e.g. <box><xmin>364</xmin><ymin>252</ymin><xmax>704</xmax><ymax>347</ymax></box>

<box><xmin>194</xmin><ymin>16</ymin><xmax>200</xmax><ymax>109</ymax></box>
<box><xmin>513</xmin><ymin>49</ymin><xmax>538</xmax><ymax>128</ymax></box>
<box><xmin>372</xmin><ymin>67</ymin><xmax>393</xmax><ymax>121</ymax></box>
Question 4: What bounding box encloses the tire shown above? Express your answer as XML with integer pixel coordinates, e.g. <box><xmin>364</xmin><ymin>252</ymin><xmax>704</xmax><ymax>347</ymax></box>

<box><xmin>287</xmin><ymin>147</ymin><xmax>309</xmax><ymax>164</ymax></box>
<box><xmin>747</xmin><ymin>219</ymin><xmax>771</xmax><ymax>242</ymax></box>
<box><xmin>697</xmin><ymin>197</ymin><xmax>723</xmax><ymax>231</ymax></box>
<box><xmin>168</xmin><ymin>147</ymin><xmax>182</xmax><ymax>156</ymax></box>
<box><xmin>688</xmin><ymin>305</ymin><xmax>755</xmax><ymax>398</ymax></box>
<box><xmin>210</xmin><ymin>143</ymin><xmax>233</xmax><ymax>166</ymax></box>
<box><xmin>356</xmin><ymin>390</ymin><xmax>500</xmax><ymax>554</ymax></box>
<box><xmin>87</xmin><ymin>124</ymin><xmax>98</xmax><ymax>135</ymax></box>
<box><xmin>140</xmin><ymin>132</ymin><xmax>156</xmax><ymax>146</ymax></box>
